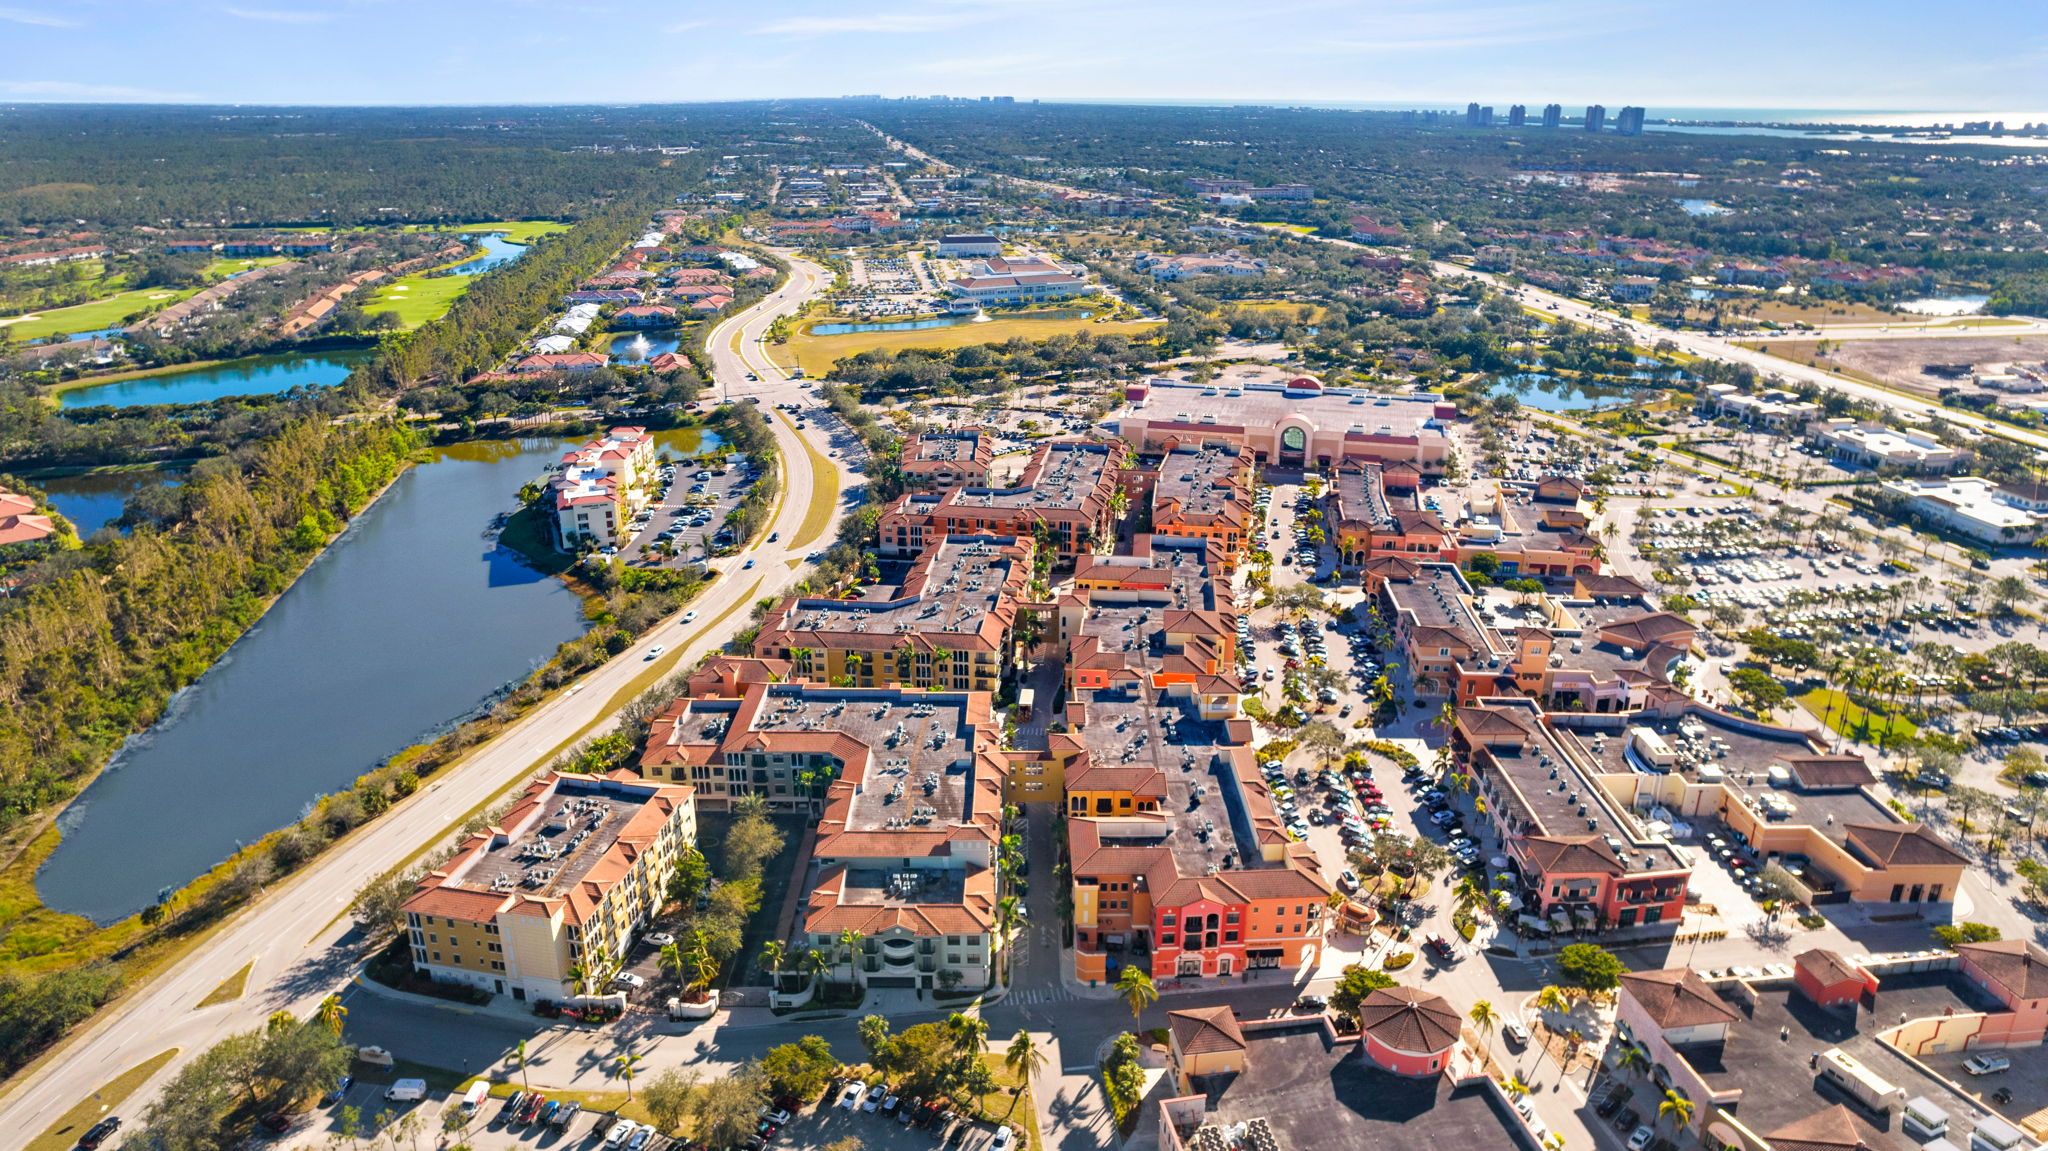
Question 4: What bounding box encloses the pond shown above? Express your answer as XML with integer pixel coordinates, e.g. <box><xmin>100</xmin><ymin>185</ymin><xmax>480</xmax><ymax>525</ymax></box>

<box><xmin>36</xmin><ymin>438</ymin><xmax>593</xmax><ymax>923</ymax></box>
<box><xmin>36</xmin><ymin>468</ymin><xmax>181</xmax><ymax>537</ymax></box>
<box><xmin>58</xmin><ymin>349</ymin><xmax>375</xmax><ymax>410</ymax></box>
<box><xmin>446</xmin><ymin>232</ymin><xmax>530</xmax><ymax>276</ymax></box>
<box><xmin>1897</xmin><ymin>295</ymin><xmax>1990</xmax><ymax>316</ymax></box>
<box><xmin>1488</xmin><ymin>373</ymin><xmax>1654</xmax><ymax>412</ymax></box>
<box><xmin>1678</xmin><ymin>199</ymin><xmax>1734</xmax><ymax>216</ymax></box>
<box><xmin>609</xmin><ymin>331</ymin><xmax>683</xmax><ymax>362</ymax></box>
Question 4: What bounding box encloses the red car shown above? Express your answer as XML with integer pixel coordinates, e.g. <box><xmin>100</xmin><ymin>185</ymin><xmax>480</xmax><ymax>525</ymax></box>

<box><xmin>519</xmin><ymin>1093</ymin><xmax>548</xmax><ymax>1125</ymax></box>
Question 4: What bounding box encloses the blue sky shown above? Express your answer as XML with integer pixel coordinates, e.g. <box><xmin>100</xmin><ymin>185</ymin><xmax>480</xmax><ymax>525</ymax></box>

<box><xmin>0</xmin><ymin>0</ymin><xmax>2041</xmax><ymax>111</ymax></box>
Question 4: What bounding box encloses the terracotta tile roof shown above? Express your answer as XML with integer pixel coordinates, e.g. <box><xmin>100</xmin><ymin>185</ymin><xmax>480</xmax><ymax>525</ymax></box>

<box><xmin>1363</xmin><ymin>554</ymin><xmax>1423</xmax><ymax>579</ymax></box>
<box><xmin>1783</xmin><ymin>755</ymin><xmax>1877</xmax><ymax>789</ymax></box>
<box><xmin>1596</xmin><ymin>611</ymin><xmax>1697</xmax><ymax>650</ymax></box>
<box><xmin>1842</xmin><ymin>823</ymin><xmax>1967</xmax><ymax>869</ymax></box>
<box><xmin>1573</xmin><ymin>573</ymin><xmax>1649</xmax><ymax>599</ymax></box>
<box><xmin>1618</xmin><ymin>968</ymin><xmax>1739</xmax><ymax>1030</ymax></box>
<box><xmin>1357</xmin><ymin>986</ymin><xmax>1461</xmax><ymax>1054</ymax></box>
<box><xmin>1456</xmin><ymin>704</ymin><xmax>1537</xmax><ymax>740</ymax></box>
<box><xmin>1765</xmin><ymin>1105</ymin><xmax>1885</xmax><ymax>1151</ymax></box>
<box><xmin>1793</xmin><ymin>948</ymin><xmax>1867</xmax><ymax>989</ymax></box>
<box><xmin>1169</xmin><ymin>1005</ymin><xmax>1248</xmax><ymax>1055</ymax></box>
<box><xmin>1958</xmin><ymin>938</ymin><xmax>2048</xmax><ymax>1000</ymax></box>
<box><xmin>1522</xmin><ymin>834</ymin><xmax>1625</xmax><ymax>876</ymax></box>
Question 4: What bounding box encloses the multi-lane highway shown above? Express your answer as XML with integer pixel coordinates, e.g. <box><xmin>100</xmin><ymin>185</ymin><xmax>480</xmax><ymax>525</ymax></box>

<box><xmin>0</xmin><ymin>251</ymin><xmax>841</xmax><ymax>1148</ymax></box>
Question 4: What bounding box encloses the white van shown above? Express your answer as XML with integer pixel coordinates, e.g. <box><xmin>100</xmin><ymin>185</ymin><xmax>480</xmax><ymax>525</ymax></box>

<box><xmin>459</xmin><ymin>1080</ymin><xmax>490</xmax><ymax>1115</ymax></box>
<box><xmin>384</xmin><ymin>1079</ymin><xmax>427</xmax><ymax>1103</ymax></box>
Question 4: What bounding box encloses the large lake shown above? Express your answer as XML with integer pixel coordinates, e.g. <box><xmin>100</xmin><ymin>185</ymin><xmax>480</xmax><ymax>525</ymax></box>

<box><xmin>58</xmin><ymin>350</ymin><xmax>374</xmax><ymax>410</ymax></box>
<box><xmin>36</xmin><ymin>438</ymin><xmax>591</xmax><ymax>923</ymax></box>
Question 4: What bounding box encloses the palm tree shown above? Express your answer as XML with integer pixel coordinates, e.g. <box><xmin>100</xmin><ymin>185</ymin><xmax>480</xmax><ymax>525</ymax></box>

<box><xmin>838</xmin><ymin>928</ymin><xmax>866</xmax><ymax>985</ymax></box>
<box><xmin>1613</xmin><ymin>1042</ymin><xmax>1651</xmax><ymax>1079</ymax></box>
<box><xmin>800</xmin><ymin>947</ymin><xmax>830</xmax><ymax>989</ymax></box>
<box><xmin>995</xmin><ymin>895</ymin><xmax>1023</xmax><ymax>982</ymax></box>
<box><xmin>761</xmin><ymin>939</ymin><xmax>788</xmax><ymax>987</ymax></box>
<box><xmin>615</xmin><ymin>1052</ymin><xmax>644</xmax><ymax>1101</ymax></box>
<box><xmin>512</xmin><ymin>1039</ymin><xmax>530</xmax><ymax>1090</ymax></box>
<box><xmin>1469</xmin><ymin>1000</ymin><xmax>1500</xmax><ymax>1061</ymax></box>
<box><xmin>947</xmin><ymin>1012</ymin><xmax>989</xmax><ymax>1055</ymax></box>
<box><xmin>1500</xmin><ymin>1074</ymin><xmax>1530</xmax><ymax>1102</ymax></box>
<box><xmin>1452</xmin><ymin>874</ymin><xmax>1487</xmax><ymax>919</ymax></box>
<box><xmin>790</xmin><ymin>646</ymin><xmax>815</xmax><ymax>680</ymax></box>
<box><xmin>1656</xmin><ymin>1088</ymin><xmax>1696</xmax><ymax>1136</ymax></box>
<box><xmin>316</xmin><ymin>993</ymin><xmax>348</xmax><ymax>1038</ymax></box>
<box><xmin>1534</xmin><ymin>985</ymin><xmax>1570</xmax><ymax>1020</ymax></box>
<box><xmin>658</xmin><ymin>942</ymin><xmax>687</xmax><ymax>984</ymax></box>
<box><xmin>1114</xmin><ymin>965</ymin><xmax>1157</xmax><ymax>1020</ymax></box>
<box><xmin>1004</xmin><ymin>1029</ymin><xmax>1046</xmax><ymax>1084</ymax></box>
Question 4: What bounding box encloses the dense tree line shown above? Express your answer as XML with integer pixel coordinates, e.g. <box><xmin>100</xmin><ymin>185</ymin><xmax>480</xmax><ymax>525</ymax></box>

<box><xmin>0</xmin><ymin>418</ymin><xmax>419</xmax><ymax>826</ymax></box>
<box><xmin>123</xmin><ymin>1016</ymin><xmax>354</xmax><ymax>1151</ymax></box>
<box><xmin>832</xmin><ymin>331</ymin><xmax>1162</xmax><ymax>397</ymax></box>
<box><xmin>350</xmin><ymin>202</ymin><xmax>657</xmax><ymax>389</ymax></box>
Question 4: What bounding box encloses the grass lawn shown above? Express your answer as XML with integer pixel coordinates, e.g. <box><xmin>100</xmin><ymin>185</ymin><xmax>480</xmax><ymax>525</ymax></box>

<box><xmin>363</xmin><ymin>268</ymin><xmax>475</xmax><ymax>329</ymax></box>
<box><xmin>26</xmin><ymin>1048</ymin><xmax>178</xmax><ymax>1151</ymax></box>
<box><xmin>1247</xmin><ymin>222</ymin><xmax>1316</xmax><ymax>234</ymax></box>
<box><xmin>421</xmin><ymin>221</ymin><xmax>570</xmax><ymax>245</ymax></box>
<box><xmin>966</xmin><ymin>1060</ymin><xmax>1043</xmax><ymax>1151</ymax></box>
<box><xmin>1798</xmin><ymin>688</ymin><xmax>1919</xmax><ymax>746</ymax></box>
<box><xmin>197</xmin><ymin>960</ymin><xmax>253</xmax><ymax>1008</ymax></box>
<box><xmin>201</xmin><ymin>256</ymin><xmax>289</xmax><ymax>281</ymax></box>
<box><xmin>777</xmin><ymin>314</ymin><xmax>1162</xmax><ymax>378</ymax></box>
<box><xmin>0</xmin><ymin>285</ymin><xmax>200</xmax><ymax>341</ymax></box>
<box><xmin>776</xmin><ymin>410</ymin><xmax>841</xmax><ymax>549</ymax></box>
<box><xmin>1227</xmin><ymin>299</ymin><xmax>1326</xmax><ymax>321</ymax></box>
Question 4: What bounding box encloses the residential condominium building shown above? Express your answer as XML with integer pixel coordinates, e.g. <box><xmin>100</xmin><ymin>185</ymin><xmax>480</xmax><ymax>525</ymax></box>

<box><xmin>878</xmin><ymin>440</ymin><xmax>1129</xmax><ymax>562</ymax></box>
<box><xmin>1138</xmin><ymin>445</ymin><xmax>1255</xmax><ymax>572</ymax></box>
<box><xmin>899</xmin><ymin>427</ymin><xmax>995</xmax><ymax>490</ymax></box>
<box><xmin>401</xmin><ymin>771</ymin><xmax>697</xmax><ymax>1003</ymax></box>
<box><xmin>638</xmin><ymin>682</ymin><xmax>1010</xmax><ymax>991</ymax></box>
<box><xmin>547</xmin><ymin>426</ymin><xmax>657</xmax><ymax>551</ymax></box>
<box><xmin>1813</xmin><ymin>419</ymin><xmax>1961</xmax><ymax>472</ymax></box>
<box><xmin>1879</xmin><ymin>476</ymin><xmax>2048</xmax><ymax>544</ymax></box>
<box><xmin>751</xmin><ymin>534</ymin><xmax>1034</xmax><ymax>692</ymax></box>
<box><xmin>1115</xmin><ymin>376</ymin><xmax>1456</xmax><ymax>473</ymax></box>
<box><xmin>1060</xmin><ymin>683</ymin><xmax>1330</xmax><ymax>982</ymax></box>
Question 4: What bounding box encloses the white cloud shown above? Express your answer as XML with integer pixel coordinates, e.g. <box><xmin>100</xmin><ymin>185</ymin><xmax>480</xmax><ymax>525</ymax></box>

<box><xmin>0</xmin><ymin>79</ymin><xmax>198</xmax><ymax>101</ymax></box>
<box><xmin>0</xmin><ymin>6</ymin><xmax>74</xmax><ymax>25</ymax></box>
<box><xmin>222</xmin><ymin>6</ymin><xmax>333</xmax><ymax>23</ymax></box>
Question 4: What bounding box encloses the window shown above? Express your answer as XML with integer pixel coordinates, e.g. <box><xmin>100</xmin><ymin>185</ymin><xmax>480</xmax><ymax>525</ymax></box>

<box><xmin>1162</xmin><ymin>912</ymin><xmax>1176</xmax><ymax>927</ymax></box>
<box><xmin>1225</xmin><ymin>912</ymin><xmax>1239</xmax><ymax>925</ymax></box>
<box><xmin>431</xmin><ymin>951</ymin><xmax>442</xmax><ymax>963</ymax></box>
<box><xmin>1160</xmin><ymin>934</ymin><xmax>1177</xmax><ymax>946</ymax></box>
<box><xmin>1224</xmin><ymin>931</ymin><xmax>1238</xmax><ymax>943</ymax></box>
<box><xmin>948</xmin><ymin>935</ymin><xmax>961</xmax><ymax>945</ymax></box>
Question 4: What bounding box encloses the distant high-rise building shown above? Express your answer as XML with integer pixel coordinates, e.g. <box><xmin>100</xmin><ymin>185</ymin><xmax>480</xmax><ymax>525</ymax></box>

<box><xmin>1616</xmin><ymin>106</ymin><xmax>1645</xmax><ymax>135</ymax></box>
<box><xmin>1466</xmin><ymin>102</ymin><xmax>1483</xmax><ymax>127</ymax></box>
<box><xmin>1584</xmin><ymin>104</ymin><xmax>1608</xmax><ymax>132</ymax></box>
<box><xmin>1542</xmin><ymin>103</ymin><xmax>1562</xmax><ymax>129</ymax></box>
<box><xmin>1480</xmin><ymin>105</ymin><xmax>1494</xmax><ymax>127</ymax></box>
<box><xmin>1508</xmin><ymin>104</ymin><xmax>1527</xmax><ymax>127</ymax></box>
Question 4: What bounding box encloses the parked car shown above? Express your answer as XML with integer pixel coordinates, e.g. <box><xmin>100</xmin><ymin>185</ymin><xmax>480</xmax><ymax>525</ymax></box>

<box><xmin>863</xmin><ymin>1084</ymin><xmax>887</xmax><ymax>1112</ymax></box>
<box><xmin>1965</xmin><ymin>1053</ymin><xmax>2012</xmax><ymax>1075</ymax></box>
<box><xmin>839</xmin><ymin>1083</ymin><xmax>866</xmax><ymax>1110</ymax></box>
<box><xmin>1628</xmin><ymin>1126</ymin><xmax>1656</xmax><ymax>1151</ymax></box>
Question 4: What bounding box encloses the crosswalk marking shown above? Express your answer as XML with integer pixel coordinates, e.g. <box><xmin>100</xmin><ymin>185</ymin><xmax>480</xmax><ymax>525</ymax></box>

<box><xmin>1008</xmin><ymin>985</ymin><xmax>1078</xmax><ymax>1006</ymax></box>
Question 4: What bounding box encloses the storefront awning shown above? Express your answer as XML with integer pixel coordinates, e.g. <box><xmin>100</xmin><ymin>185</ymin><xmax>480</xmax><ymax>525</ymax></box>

<box><xmin>1519</xmin><ymin>914</ymin><xmax>1553</xmax><ymax>933</ymax></box>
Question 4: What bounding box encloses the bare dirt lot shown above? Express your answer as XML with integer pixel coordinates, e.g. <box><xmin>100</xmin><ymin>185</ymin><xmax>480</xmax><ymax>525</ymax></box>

<box><xmin>1747</xmin><ymin>333</ymin><xmax>2048</xmax><ymax>397</ymax></box>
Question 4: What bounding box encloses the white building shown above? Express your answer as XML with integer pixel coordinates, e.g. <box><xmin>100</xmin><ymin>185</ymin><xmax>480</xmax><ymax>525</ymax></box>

<box><xmin>935</xmin><ymin>233</ymin><xmax>1002</xmax><ymax>258</ymax></box>
<box><xmin>1881</xmin><ymin>476</ymin><xmax>2048</xmax><ymax>544</ymax></box>
<box><xmin>1135</xmin><ymin>253</ymin><xmax>1268</xmax><ymax>281</ymax></box>
<box><xmin>1701</xmin><ymin>384</ymin><xmax>1821</xmax><ymax>430</ymax></box>
<box><xmin>943</xmin><ymin>256</ymin><xmax>1097</xmax><ymax>306</ymax></box>
<box><xmin>548</xmin><ymin>426</ymin><xmax>658</xmax><ymax>551</ymax></box>
<box><xmin>1814</xmin><ymin>419</ymin><xmax>1960</xmax><ymax>473</ymax></box>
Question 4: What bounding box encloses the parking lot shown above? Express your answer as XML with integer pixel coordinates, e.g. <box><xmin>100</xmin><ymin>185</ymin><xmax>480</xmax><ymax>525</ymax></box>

<box><xmin>799</xmin><ymin>1082</ymin><xmax>1014</xmax><ymax>1151</ymax></box>
<box><xmin>621</xmin><ymin>459</ymin><xmax>759</xmax><ymax>567</ymax></box>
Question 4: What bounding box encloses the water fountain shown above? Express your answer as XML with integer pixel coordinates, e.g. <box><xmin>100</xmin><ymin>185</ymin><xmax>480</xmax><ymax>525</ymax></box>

<box><xmin>970</xmin><ymin>308</ymin><xmax>991</xmax><ymax>324</ymax></box>
<box><xmin>623</xmin><ymin>333</ymin><xmax>653</xmax><ymax>362</ymax></box>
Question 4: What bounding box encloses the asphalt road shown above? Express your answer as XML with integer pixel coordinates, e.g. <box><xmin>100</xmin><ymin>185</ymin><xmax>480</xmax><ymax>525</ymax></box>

<box><xmin>0</xmin><ymin>251</ymin><xmax>842</xmax><ymax>1149</ymax></box>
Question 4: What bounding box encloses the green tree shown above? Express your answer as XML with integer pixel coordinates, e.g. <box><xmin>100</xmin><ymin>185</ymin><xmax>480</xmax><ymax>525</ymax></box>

<box><xmin>1328</xmin><ymin>965</ymin><xmax>1395</xmax><ymax>1017</ymax></box>
<box><xmin>686</xmin><ymin>1065</ymin><xmax>771</xmax><ymax>1149</ymax></box>
<box><xmin>1469</xmin><ymin>999</ymin><xmax>1500</xmax><ymax>1060</ymax></box>
<box><xmin>1934</xmin><ymin>922</ymin><xmax>2003</xmax><ymax>947</ymax></box>
<box><xmin>666</xmin><ymin>845</ymin><xmax>711</xmax><ymax>907</ymax></box>
<box><xmin>1557</xmin><ymin>943</ymin><xmax>1626</xmax><ymax>996</ymax></box>
<box><xmin>762</xmin><ymin>1036</ymin><xmax>839</xmax><ymax>1101</ymax></box>
<box><xmin>642</xmin><ymin>1068</ymin><xmax>698</xmax><ymax>1133</ymax></box>
<box><xmin>858</xmin><ymin>1014</ymin><xmax>893</xmax><ymax>1061</ymax></box>
<box><xmin>1114</xmin><ymin>965</ymin><xmax>1157</xmax><ymax>1019</ymax></box>
<box><xmin>614</xmin><ymin>1052</ymin><xmax>645</xmax><ymax>1100</ymax></box>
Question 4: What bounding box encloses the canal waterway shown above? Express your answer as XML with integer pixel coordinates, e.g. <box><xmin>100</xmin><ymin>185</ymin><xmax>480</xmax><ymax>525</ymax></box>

<box><xmin>36</xmin><ymin>438</ymin><xmax>592</xmax><ymax>923</ymax></box>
